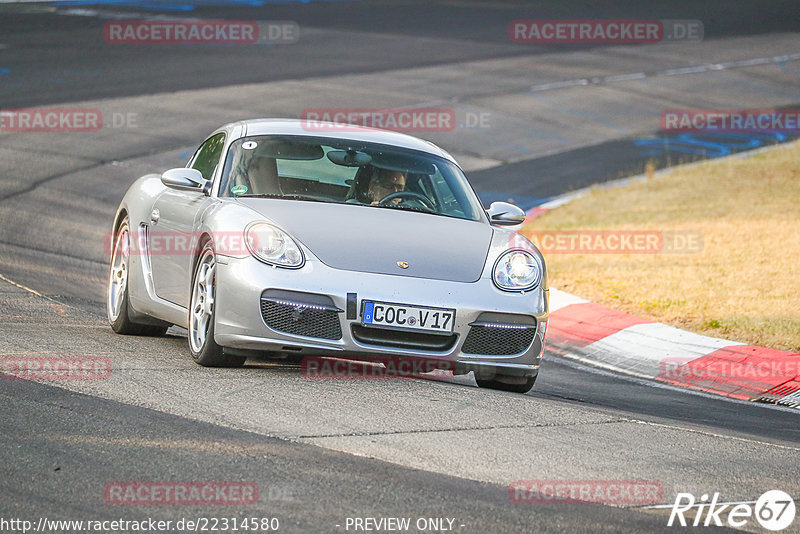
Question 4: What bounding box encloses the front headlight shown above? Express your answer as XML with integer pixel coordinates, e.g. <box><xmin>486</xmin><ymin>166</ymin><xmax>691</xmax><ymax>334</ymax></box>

<box><xmin>493</xmin><ymin>249</ymin><xmax>542</xmax><ymax>291</ymax></box>
<box><xmin>245</xmin><ymin>222</ymin><xmax>304</xmax><ymax>268</ymax></box>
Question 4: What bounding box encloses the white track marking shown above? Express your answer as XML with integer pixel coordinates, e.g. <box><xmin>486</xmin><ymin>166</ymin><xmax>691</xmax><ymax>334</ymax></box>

<box><xmin>0</xmin><ymin>272</ymin><xmax>72</xmax><ymax>315</ymax></box>
<box><xmin>579</xmin><ymin>323</ymin><xmax>745</xmax><ymax>378</ymax></box>
<box><xmin>549</xmin><ymin>288</ymin><xmax>589</xmax><ymax>312</ymax></box>
<box><xmin>530</xmin><ymin>52</ymin><xmax>800</xmax><ymax>92</ymax></box>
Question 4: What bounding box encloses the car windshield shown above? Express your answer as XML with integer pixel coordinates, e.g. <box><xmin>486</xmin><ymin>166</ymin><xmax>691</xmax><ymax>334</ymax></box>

<box><xmin>219</xmin><ymin>135</ymin><xmax>485</xmax><ymax>222</ymax></box>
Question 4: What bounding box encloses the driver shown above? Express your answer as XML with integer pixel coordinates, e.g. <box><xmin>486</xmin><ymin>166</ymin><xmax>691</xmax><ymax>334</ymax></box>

<box><xmin>367</xmin><ymin>168</ymin><xmax>406</xmax><ymax>205</ymax></box>
<box><xmin>244</xmin><ymin>153</ymin><xmax>281</xmax><ymax>195</ymax></box>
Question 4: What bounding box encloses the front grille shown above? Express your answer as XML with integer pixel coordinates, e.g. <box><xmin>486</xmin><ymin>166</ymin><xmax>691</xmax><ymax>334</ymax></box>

<box><xmin>351</xmin><ymin>325</ymin><xmax>457</xmax><ymax>352</ymax></box>
<box><xmin>462</xmin><ymin>323</ymin><xmax>537</xmax><ymax>356</ymax></box>
<box><xmin>260</xmin><ymin>290</ymin><xmax>342</xmax><ymax>340</ymax></box>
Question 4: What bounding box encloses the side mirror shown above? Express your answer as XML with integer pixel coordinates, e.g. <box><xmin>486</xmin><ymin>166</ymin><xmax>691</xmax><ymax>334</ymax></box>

<box><xmin>487</xmin><ymin>201</ymin><xmax>526</xmax><ymax>226</ymax></box>
<box><xmin>161</xmin><ymin>168</ymin><xmax>209</xmax><ymax>194</ymax></box>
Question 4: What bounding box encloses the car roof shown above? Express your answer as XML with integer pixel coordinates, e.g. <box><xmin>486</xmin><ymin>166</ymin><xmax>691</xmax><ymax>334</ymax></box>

<box><xmin>218</xmin><ymin>118</ymin><xmax>457</xmax><ymax>164</ymax></box>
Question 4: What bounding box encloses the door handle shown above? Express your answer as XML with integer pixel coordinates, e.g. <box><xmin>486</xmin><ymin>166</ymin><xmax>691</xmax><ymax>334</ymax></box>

<box><xmin>150</xmin><ymin>208</ymin><xmax>160</xmax><ymax>225</ymax></box>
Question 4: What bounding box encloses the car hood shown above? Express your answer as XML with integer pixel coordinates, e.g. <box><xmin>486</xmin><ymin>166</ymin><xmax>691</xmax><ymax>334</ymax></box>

<box><xmin>236</xmin><ymin>198</ymin><xmax>492</xmax><ymax>283</ymax></box>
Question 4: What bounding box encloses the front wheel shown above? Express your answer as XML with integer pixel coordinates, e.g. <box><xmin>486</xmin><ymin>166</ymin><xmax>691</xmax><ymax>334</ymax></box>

<box><xmin>188</xmin><ymin>242</ymin><xmax>245</xmax><ymax>368</ymax></box>
<box><xmin>107</xmin><ymin>217</ymin><xmax>167</xmax><ymax>336</ymax></box>
<box><xmin>476</xmin><ymin>372</ymin><xmax>537</xmax><ymax>394</ymax></box>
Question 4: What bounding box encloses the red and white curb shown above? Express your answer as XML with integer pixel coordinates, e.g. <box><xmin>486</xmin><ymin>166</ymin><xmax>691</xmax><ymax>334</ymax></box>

<box><xmin>546</xmin><ymin>289</ymin><xmax>800</xmax><ymax>408</ymax></box>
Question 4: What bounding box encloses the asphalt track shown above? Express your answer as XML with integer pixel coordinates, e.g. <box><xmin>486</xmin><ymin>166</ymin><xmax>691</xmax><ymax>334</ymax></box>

<box><xmin>1</xmin><ymin>1</ymin><xmax>799</xmax><ymax>533</ymax></box>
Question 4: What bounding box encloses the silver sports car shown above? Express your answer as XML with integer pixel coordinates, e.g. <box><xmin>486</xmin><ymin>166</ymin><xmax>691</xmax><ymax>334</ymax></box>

<box><xmin>107</xmin><ymin>119</ymin><xmax>549</xmax><ymax>393</ymax></box>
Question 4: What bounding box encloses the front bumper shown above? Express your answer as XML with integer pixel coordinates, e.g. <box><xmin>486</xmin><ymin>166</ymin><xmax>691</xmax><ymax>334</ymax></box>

<box><xmin>213</xmin><ymin>255</ymin><xmax>548</xmax><ymax>375</ymax></box>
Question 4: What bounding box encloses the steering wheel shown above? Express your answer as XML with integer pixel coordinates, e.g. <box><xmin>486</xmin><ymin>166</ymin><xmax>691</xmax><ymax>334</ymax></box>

<box><xmin>378</xmin><ymin>191</ymin><xmax>436</xmax><ymax>212</ymax></box>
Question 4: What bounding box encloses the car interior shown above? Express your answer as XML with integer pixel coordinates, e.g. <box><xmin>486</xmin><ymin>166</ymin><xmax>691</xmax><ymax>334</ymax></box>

<box><xmin>218</xmin><ymin>136</ymin><xmax>474</xmax><ymax>220</ymax></box>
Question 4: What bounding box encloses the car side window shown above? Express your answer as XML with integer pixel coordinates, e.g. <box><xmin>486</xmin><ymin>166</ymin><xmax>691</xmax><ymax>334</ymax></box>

<box><xmin>190</xmin><ymin>133</ymin><xmax>226</xmax><ymax>181</ymax></box>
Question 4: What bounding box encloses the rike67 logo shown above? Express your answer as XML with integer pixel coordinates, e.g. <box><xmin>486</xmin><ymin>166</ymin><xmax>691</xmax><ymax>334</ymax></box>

<box><xmin>668</xmin><ymin>490</ymin><xmax>795</xmax><ymax>531</ymax></box>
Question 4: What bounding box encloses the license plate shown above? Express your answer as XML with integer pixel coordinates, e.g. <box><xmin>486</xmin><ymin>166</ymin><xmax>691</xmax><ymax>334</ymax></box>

<box><xmin>362</xmin><ymin>301</ymin><xmax>455</xmax><ymax>334</ymax></box>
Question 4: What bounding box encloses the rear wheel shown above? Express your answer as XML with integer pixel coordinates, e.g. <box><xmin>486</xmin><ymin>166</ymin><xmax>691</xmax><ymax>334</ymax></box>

<box><xmin>476</xmin><ymin>372</ymin><xmax>537</xmax><ymax>394</ymax></box>
<box><xmin>188</xmin><ymin>242</ymin><xmax>245</xmax><ymax>368</ymax></box>
<box><xmin>107</xmin><ymin>217</ymin><xmax>167</xmax><ymax>336</ymax></box>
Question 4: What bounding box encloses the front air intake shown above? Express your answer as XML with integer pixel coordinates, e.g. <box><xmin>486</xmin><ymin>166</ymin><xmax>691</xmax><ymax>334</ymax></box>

<box><xmin>260</xmin><ymin>290</ymin><xmax>342</xmax><ymax>340</ymax></box>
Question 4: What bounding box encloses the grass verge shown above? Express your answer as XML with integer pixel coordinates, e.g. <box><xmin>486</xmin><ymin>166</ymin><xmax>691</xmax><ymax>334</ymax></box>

<box><xmin>520</xmin><ymin>141</ymin><xmax>800</xmax><ymax>352</ymax></box>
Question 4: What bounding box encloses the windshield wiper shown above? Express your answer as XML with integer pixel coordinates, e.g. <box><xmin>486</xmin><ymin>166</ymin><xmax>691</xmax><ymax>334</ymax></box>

<box><xmin>369</xmin><ymin>203</ymin><xmax>437</xmax><ymax>215</ymax></box>
<box><xmin>236</xmin><ymin>194</ymin><xmax>326</xmax><ymax>203</ymax></box>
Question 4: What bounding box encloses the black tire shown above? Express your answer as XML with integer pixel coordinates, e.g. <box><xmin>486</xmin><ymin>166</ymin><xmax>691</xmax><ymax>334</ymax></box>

<box><xmin>188</xmin><ymin>241</ymin><xmax>245</xmax><ymax>368</ymax></box>
<box><xmin>107</xmin><ymin>217</ymin><xmax>168</xmax><ymax>337</ymax></box>
<box><xmin>476</xmin><ymin>373</ymin><xmax>537</xmax><ymax>393</ymax></box>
